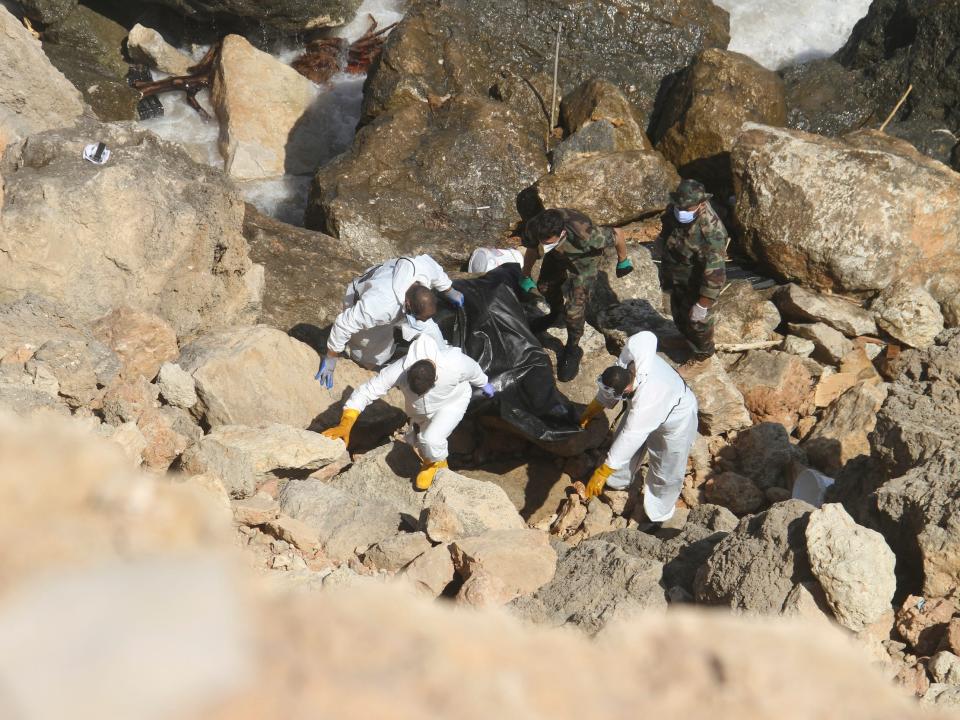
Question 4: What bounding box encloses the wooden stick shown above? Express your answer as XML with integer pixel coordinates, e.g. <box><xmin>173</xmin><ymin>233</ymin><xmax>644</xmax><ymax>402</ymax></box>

<box><xmin>716</xmin><ymin>340</ymin><xmax>782</xmax><ymax>352</ymax></box>
<box><xmin>879</xmin><ymin>84</ymin><xmax>913</xmax><ymax>133</ymax></box>
<box><xmin>548</xmin><ymin>22</ymin><xmax>562</xmax><ymax>144</ymax></box>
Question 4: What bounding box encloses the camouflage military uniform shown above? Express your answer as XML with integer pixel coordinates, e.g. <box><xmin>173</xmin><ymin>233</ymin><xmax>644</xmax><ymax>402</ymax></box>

<box><xmin>535</xmin><ymin>208</ymin><xmax>615</xmax><ymax>347</ymax></box>
<box><xmin>660</xmin><ymin>202</ymin><xmax>728</xmax><ymax>357</ymax></box>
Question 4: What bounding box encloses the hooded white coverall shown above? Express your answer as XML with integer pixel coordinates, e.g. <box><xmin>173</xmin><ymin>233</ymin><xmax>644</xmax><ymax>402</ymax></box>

<box><xmin>344</xmin><ymin>334</ymin><xmax>489</xmax><ymax>461</ymax></box>
<box><xmin>598</xmin><ymin>331</ymin><xmax>699</xmax><ymax>522</ymax></box>
<box><xmin>327</xmin><ymin>255</ymin><xmax>452</xmax><ymax>369</ymax></box>
<box><xmin>467</xmin><ymin>247</ymin><xmax>525</xmax><ymax>273</ymax></box>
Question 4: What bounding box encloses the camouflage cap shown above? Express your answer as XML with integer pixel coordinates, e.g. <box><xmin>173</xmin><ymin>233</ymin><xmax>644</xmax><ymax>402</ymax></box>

<box><xmin>670</xmin><ymin>178</ymin><xmax>712</xmax><ymax>208</ymax></box>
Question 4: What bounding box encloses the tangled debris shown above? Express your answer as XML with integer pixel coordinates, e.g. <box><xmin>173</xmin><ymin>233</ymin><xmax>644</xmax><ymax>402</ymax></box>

<box><xmin>292</xmin><ymin>16</ymin><xmax>397</xmax><ymax>85</ymax></box>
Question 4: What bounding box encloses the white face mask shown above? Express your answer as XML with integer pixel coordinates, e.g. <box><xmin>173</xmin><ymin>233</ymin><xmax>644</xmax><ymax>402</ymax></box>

<box><xmin>674</xmin><ymin>206</ymin><xmax>697</xmax><ymax>224</ymax></box>
<box><xmin>406</xmin><ymin>314</ymin><xmax>429</xmax><ymax>332</ymax></box>
<box><xmin>595</xmin><ymin>377</ymin><xmax>625</xmax><ymax>409</ymax></box>
<box><xmin>542</xmin><ymin>229</ymin><xmax>567</xmax><ymax>254</ymax></box>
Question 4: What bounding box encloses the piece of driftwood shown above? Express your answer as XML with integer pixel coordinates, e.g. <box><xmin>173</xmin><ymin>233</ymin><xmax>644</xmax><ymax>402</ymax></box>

<box><xmin>131</xmin><ymin>42</ymin><xmax>220</xmax><ymax>120</ymax></box>
<box><xmin>292</xmin><ymin>15</ymin><xmax>397</xmax><ymax>85</ymax></box>
<box><xmin>716</xmin><ymin>340</ymin><xmax>782</xmax><ymax>352</ymax></box>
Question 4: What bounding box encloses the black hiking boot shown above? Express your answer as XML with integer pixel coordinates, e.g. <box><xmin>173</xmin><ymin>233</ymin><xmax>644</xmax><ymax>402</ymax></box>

<box><xmin>557</xmin><ymin>344</ymin><xmax>583</xmax><ymax>382</ymax></box>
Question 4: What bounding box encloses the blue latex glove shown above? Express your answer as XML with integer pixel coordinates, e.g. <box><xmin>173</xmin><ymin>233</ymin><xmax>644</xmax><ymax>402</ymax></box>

<box><xmin>615</xmin><ymin>258</ymin><xmax>634</xmax><ymax>278</ymax></box>
<box><xmin>519</xmin><ymin>276</ymin><xmax>537</xmax><ymax>293</ymax></box>
<box><xmin>444</xmin><ymin>288</ymin><xmax>465</xmax><ymax>307</ymax></box>
<box><xmin>315</xmin><ymin>355</ymin><xmax>337</xmax><ymax>389</ymax></box>
<box><xmin>481</xmin><ymin>382</ymin><xmax>496</xmax><ymax>398</ymax></box>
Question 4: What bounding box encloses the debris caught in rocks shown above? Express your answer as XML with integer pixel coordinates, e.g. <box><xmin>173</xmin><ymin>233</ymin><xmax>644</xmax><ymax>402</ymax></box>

<box><xmin>292</xmin><ymin>16</ymin><xmax>398</xmax><ymax>85</ymax></box>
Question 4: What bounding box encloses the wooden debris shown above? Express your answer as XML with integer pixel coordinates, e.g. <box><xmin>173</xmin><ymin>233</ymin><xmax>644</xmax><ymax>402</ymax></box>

<box><xmin>292</xmin><ymin>15</ymin><xmax>397</xmax><ymax>85</ymax></box>
<box><xmin>130</xmin><ymin>42</ymin><xmax>220</xmax><ymax>120</ymax></box>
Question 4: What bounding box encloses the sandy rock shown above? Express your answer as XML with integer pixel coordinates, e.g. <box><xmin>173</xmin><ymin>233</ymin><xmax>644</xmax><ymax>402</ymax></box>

<box><xmin>872</xmin><ymin>282</ymin><xmax>944</xmax><ymax>350</ymax></box>
<box><xmin>137</xmin><ymin>407</ymin><xmax>188</xmax><ymax>471</ymax></box>
<box><xmin>451</xmin><ymin>529</ymin><xmax>558</xmax><ymax>603</ymax></box>
<box><xmin>178</xmin><ymin>325</ymin><xmax>325</xmax><ymax>430</ymax></box>
<box><xmin>403</xmin><ymin>543</ymin><xmax>455</xmax><ymax>598</ymax></box>
<box><xmin>326</xmin><ymin>442</ymin><xmax>424</xmax><ymax>528</ymax></box>
<box><xmin>101</xmin><ymin>376</ymin><xmax>159</xmax><ymax>426</ymax></box>
<box><xmin>1</xmin><ymin>123</ymin><xmax>263</xmax><ymax>336</ymax></box>
<box><xmin>182</xmin><ymin>423</ymin><xmax>343</xmax><ymax>498</ymax></box>
<box><xmin>30</xmin><ymin>337</ymin><xmax>117</xmax><ymax>410</ymax></box>
<box><xmin>157</xmin><ymin>362</ymin><xmax>198</xmax><ymax>409</ymax></box>
<box><xmin>511</xmin><ymin>539</ymin><xmax>666</xmax><ymax>634</ymax></box>
<box><xmin>262</xmin><ymin>515</ymin><xmax>319</xmax><ymax>553</ymax></box>
<box><xmin>583</xmin><ymin>498</ymin><xmax>616</xmax><ymax>537</ymax></box>
<box><xmin>211</xmin><ymin>35</ymin><xmax>326</xmax><ymax>180</ymax></box>
<box><xmin>781</xmin><ymin>581</ymin><xmax>834</xmax><ymax>625</ymax></box>
<box><xmin>733</xmin><ymin>422</ymin><xmax>805</xmax><ymax>490</ymax></box>
<box><xmin>930</xmin><ymin>651</ymin><xmax>960</xmax><ymax>685</ymax></box>
<box><xmin>363</xmin><ymin>532</ymin><xmax>431</xmax><ymax>573</ymax></box>
<box><xmin>687</xmin><ymin>504</ymin><xmax>739</xmax><ymax>533</ymax></box>
<box><xmin>924</xmin><ymin>684</ymin><xmax>960</xmax><ymax>707</ymax></box>
<box><xmin>678</xmin><ymin>355</ymin><xmax>752</xmax><ymax>435</ymax></box>
<box><xmin>421</xmin><ymin>471</ymin><xmax>525</xmax><ymax>541</ymax></box>
<box><xmin>278</xmin><ymin>480</ymin><xmax>401</xmax><ymax>561</ymax></box>
<box><xmin>652</xmin><ymin>48</ymin><xmax>786</xmax><ymax>192</ymax></box>
<box><xmin>705</xmin><ymin>472</ymin><xmax>764</xmax><ymax>516</ymax></box>
<box><xmin>895</xmin><ymin>595</ymin><xmax>956</xmax><ymax>656</ymax></box>
<box><xmin>947</xmin><ymin>618</ymin><xmax>960</xmax><ymax>656</ymax></box>
<box><xmin>456</xmin><ymin>570</ymin><xmax>516</xmax><ymax>609</ymax></box>
<box><xmin>231</xmin><ymin>494</ymin><xmax>280</xmax><ymax>526</ymax></box>
<box><xmin>695</xmin><ymin>499</ymin><xmax>815</xmax><ymax>613</ymax></box>
<box><xmin>813</xmin><ymin>372</ymin><xmax>860</xmax><ymax>408</ymax></box>
<box><xmin>178</xmin><ymin>473</ymin><xmax>232</xmax><ymax>523</ymax></box>
<box><xmin>787</xmin><ymin>323</ymin><xmax>854</xmax><ymax>366</ymax></box>
<box><xmin>805</xmin><ymin>503</ymin><xmax>896</xmax><ymax>632</ymax></box>
<box><xmin>713</xmin><ymin>281</ymin><xmax>781</xmax><ymax>345</ymax></box>
<box><xmin>107</xmin><ymin>421</ymin><xmax>148</xmax><ymax>466</ymax></box>
<box><xmin>91</xmin><ymin>307</ymin><xmax>178</xmax><ymax>382</ymax></box>
<box><xmin>804</xmin><ymin>381</ymin><xmax>888</xmax><ymax>476</ymax></box>
<box><xmin>729</xmin><ymin>350</ymin><xmax>814</xmax><ymax>433</ymax></box>
<box><xmin>0</xmin><ymin>5</ymin><xmax>84</xmax><ymax>149</ymax></box>
<box><xmin>733</xmin><ymin>125</ymin><xmax>960</xmax><ymax>296</ymax></box>
<box><xmin>126</xmin><ymin>24</ymin><xmax>194</xmax><ymax>76</ymax></box>
<box><xmin>560</xmin><ymin>80</ymin><xmax>652</xmax><ymax>152</ymax></box>
<box><xmin>774</xmin><ymin>284</ymin><xmax>877</xmax><ymax>338</ymax></box>
<box><xmin>782</xmin><ymin>335</ymin><xmax>815</xmax><ymax>357</ymax></box>
<box><xmin>530</xmin><ymin>150</ymin><xmax>679</xmax><ymax>226</ymax></box>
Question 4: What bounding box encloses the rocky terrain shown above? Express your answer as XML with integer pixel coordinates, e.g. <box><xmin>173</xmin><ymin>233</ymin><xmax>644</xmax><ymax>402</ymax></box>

<box><xmin>3</xmin><ymin>0</ymin><xmax>960</xmax><ymax>715</ymax></box>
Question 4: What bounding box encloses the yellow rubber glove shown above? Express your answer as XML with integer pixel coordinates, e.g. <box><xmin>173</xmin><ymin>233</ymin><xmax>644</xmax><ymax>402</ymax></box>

<box><xmin>416</xmin><ymin>459</ymin><xmax>448</xmax><ymax>491</ymax></box>
<box><xmin>585</xmin><ymin>464</ymin><xmax>614</xmax><ymax>499</ymax></box>
<box><xmin>579</xmin><ymin>399</ymin><xmax>605</xmax><ymax>429</ymax></box>
<box><xmin>321</xmin><ymin>408</ymin><xmax>360</xmax><ymax>446</ymax></box>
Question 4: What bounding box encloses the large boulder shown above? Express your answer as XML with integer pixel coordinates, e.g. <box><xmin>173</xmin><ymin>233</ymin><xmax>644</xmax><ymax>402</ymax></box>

<box><xmin>450</xmin><ymin>529</ymin><xmax>558</xmax><ymax>604</ymax></box>
<box><xmin>510</xmin><ymin>539</ymin><xmax>666</xmax><ymax>634</ymax></box>
<box><xmin>177</xmin><ymin>325</ymin><xmax>326</xmax><ymax>430</ymax></box>
<box><xmin>133</xmin><ymin>0</ymin><xmax>360</xmax><ymax>33</ymax></box>
<box><xmin>16</xmin><ymin>0</ymin><xmax>77</xmax><ymax>24</ymax></box>
<box><xmin>0</xmin><ymin>5</ymin><xmax>84</xmax><ymax>149</ymax></box>
<box><xmin>803</xmin><ymin>381</ymin><xmax>888</xmax><ymax>476</ymax></box>
<box><xmin>528</xmin><ymin>150</ymin><xmax>679</xmax><ymax>226</ymax></box>
<box><xmin>694</xmin><ymin>500</ymin><xmax>816</xmax><ymax>613</ymax></box>
<box><xmin>126</xmin><ymin>23</ymin><xmax>194</xmax><ymax>76</ymax></box>
<box><xmin>712</xmin><ymin>280</ymin><xmax>781</xmax><ymax>346</ymax></box>
<box><xmin>732</xmin><ymin>422</ymin><xmax>806</xmax><ymax>491</ymax></box>
<box><xmin>805</xmin><ymin>503</ymin><xmax>896</xmax><ymax>632</ymax></box>
<box><xmin>651</xmin><ymin>48</ymin><xmax>786</xmax><ymax>193</ymax></box>
<box><xmin>242</xmin><ymin>204</ymin><xmax>365</xmax><ymax>333</ymax></box>
<box><xmin>732</xmin><ymin>124</ymin><xmax>960</xmax><ymax>296</ymax></box>
<box><xmin>181</xmin><ymin>424</ymin><xmax>344</xmax><ymax>498</ymax></box>
<box><xmin>278</xmin><ymin>480</ymin><xmax>402</xmax><ymax>561</ymax></box>
<box><xmin>211</xmin><ymin>35</ymin><xmax>328</xmax><ymax>180</ymax></box>
<box><xmin>306</xmin><ymin>97</ymin><xmax>547</xmax><ymax>266</ymax></box>
<box><xmin>781</xmin><ymin>58</ymin><xmax>875</xmax><ymax>138</ymax></box>
<box><xmin>326</xmin><ymin>443</ymin><xmax>424</xmax><ymax>529</ymax></box>
<box><xmin>421</xmin><ymin>470</ymin><xmax>526</xmax><ymax>543</ymax></box>
<box><xmin>728</xmin><ymin>350</ymin><xmax>815</xmax><ymax>433</ymax></box>
<box><xmin>773</xmin><ymin>283</ymin><xmax>877</xmax><ymax>338</ymax></box>
<box><xmin>557</xmin><ymin>79</ymin><xmax>653</xmax><ymax>163</ymax></box>
<box><xmin>871</xmin><ymin>281</ymin><xmax>944</xmax><ymax>349</ymax></box>
<box><xmin>0</xmin><ymin>122</ymin><xmax>263</xmax><ymax>337</ymax></box>
<box><xmin>361</xmin><ymin>0</ymin><xmax>729</xmax><ymax>126</ymax></box>
<box><xmin>91</xmin><ymin>307</ymin><xmax>178</xmax><ymax>382</ymax></box>
<box><xmin>677</xmin><ymin>355</ymin><xmax>752</xmax><ymax>435</ymax></box>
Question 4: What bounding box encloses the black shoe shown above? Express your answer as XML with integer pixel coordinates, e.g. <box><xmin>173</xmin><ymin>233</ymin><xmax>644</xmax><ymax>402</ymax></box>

<box><xmin>557</xmin><ymin>345</ymin><xmax>583</xmax><ymax>382</ymax></box>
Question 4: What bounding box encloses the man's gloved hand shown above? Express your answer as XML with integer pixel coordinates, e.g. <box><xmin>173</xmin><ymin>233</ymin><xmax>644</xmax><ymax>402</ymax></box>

<box><xmin>689</xmin><ymin>303</ymin><xmax>709</xmax><ymax>323</ymax></box>
<box><xmin>585</xmin><ymin>464</ymin><xmax>614</xmax><ymax>499</ymax></box>
<box><xmin>481</xmin><ymin>382</ymin><xmax>496</xmax><ymax>398</ymax></box>
<box><xmin>321</xmin><ymin>408</ymin><xmax>360</xmax><ymax>446</ymax></box>
<box><xmin>519</xmin><ymin>276</ymin><xmax>537</xmax><ymax>293</ymax></box>
<box><xmin>579</xmin><ymin>399</ymin><xmax>605</xmax><ymax>429</ymax></box>
<box><xmin>315</xmin><ymin>355</ymin><xmax>338</xmax><ymax>389</ymax></box>
<box><xmin>444</xmin><ymin>288</ymin><xmax>465</xmax><ymax>307</ymax></box>
<box><xmin>615</xmin><ymin>258</ymin><xmax>634</xmax><ymax>278</ymax></box>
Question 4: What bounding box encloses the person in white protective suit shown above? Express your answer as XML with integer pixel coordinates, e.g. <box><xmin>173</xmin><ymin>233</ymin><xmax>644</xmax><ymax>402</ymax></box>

<box><xmin>467</xmin><ymin>247</ymin><xmax>525</xmax><ymax>274</ymax></box>
<box><xmin>322</xmin><ymin>334</ymin><xmax>495</xmax><ymax>490</ymax></box>
<box><xmin>578</xmin><ymin>331</ymin><xmax>699</xmax><ymax>523</ymax></box>
<box><xmin>316</xmin><ymin>255</ymin><xmax>465</xmax><ymax>388</ymax></box>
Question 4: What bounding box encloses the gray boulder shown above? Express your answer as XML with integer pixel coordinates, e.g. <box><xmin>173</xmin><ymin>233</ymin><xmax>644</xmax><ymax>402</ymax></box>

<box><xmin>421</xmin><ymin>470</ymin><xmax>525</xmax><ymax>542</ymax></box>
<box><xmin>773</xmin><ymin>283</ymin><xmax>877</xmax><ymax>338</ymax></box>
<box><xmin>694</xmin><ymin>500</ymin><xmax>816</xmax><ymax>614</ymax></box>
<box><xmin>872</xmin><ymin>282</ymin><xmax>944</xmax><ymax>350</ymax></box>
<box><xmin>279</xmin><ymin>480</ymin><xmax>402</xmax><ymax>561</ymax></box>
<box><xmin>363</xmin><ymin>532</ymin><xmax>432</xmax><ymax>573</ymax></box>
<box><xmin>134</xmin><ymin>0</ymin><xmax>360</xmax><ymax>32</ymax></box>
<box><xmin>327</xmin><ymin>443</ymin><xmax>424</xmax><ymax>529</ymax></box>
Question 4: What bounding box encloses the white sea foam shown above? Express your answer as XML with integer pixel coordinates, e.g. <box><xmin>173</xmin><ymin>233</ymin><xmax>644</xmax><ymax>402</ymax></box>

<box><xmin>713</xmin><ymin>0</ymin><xmax>873</xmax><ymax>70</ymax></box>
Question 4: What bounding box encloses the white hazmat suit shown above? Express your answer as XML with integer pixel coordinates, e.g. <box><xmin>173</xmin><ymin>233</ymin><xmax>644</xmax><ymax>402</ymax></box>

<box><xmin>327</xmin><ymin>255</ymin><xmax>452</xmax><ymax>368</ymax></box>
<box><xmin>597</xmin><ymin>331</ymin><xmax>699</xmax><ymax>522</ymax></box>
<box><xmin>344</xmin><ymin>334</ymin><xmax>488</xmax><ymax>461</ymax></box>
<box><xmin>467</xmin><ymin>247</ymin><xmax>525</xmax><ymax>274</ymax></box>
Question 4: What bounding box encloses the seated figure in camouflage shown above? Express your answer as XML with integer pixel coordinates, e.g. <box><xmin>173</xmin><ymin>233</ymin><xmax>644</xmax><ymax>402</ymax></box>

<box><xmin>519</xmin><ymin>208</ymin><xmax>633</xmax><ymax>382</ymax></box>
<box><xmin>659</xmin><ymin>179</ymin><xmax>728</xmax><ymax>361</ymax></box>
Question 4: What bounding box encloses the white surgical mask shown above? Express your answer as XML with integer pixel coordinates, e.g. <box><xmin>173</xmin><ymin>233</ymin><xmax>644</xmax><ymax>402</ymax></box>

<box><xmin>542</xmin><ymin>229</ymin><xmax>567</xmax><ymax>254</ymax></box>
<box><xmin>595</xmin><ymin>377</ymin><xmax>625</xmax><ymax>409</ymax></box>
<box><xmin>406</xmin><ymin>314</ymin><xmax>429</xmax><ymax>332</ymax></box>
<box><xmin>674</xmin><ymin>206</ymin><xmax>697</xmax><ymax>224</ymax></box>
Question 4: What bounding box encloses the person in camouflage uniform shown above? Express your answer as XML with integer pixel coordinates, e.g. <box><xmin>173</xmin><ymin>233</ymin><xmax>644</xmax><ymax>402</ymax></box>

<box><xmin>659</xmin><ymin>179</ymin><xmax>728</xmax><ymax>361</ymax></box>
<box><xmin>520</xmin><ymin>208</ymin><xmax>633</xmax><ymax>381</ymax></box>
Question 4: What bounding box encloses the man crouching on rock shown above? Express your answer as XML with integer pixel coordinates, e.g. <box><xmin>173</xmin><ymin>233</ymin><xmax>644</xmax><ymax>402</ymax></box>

<box><xmin>322</xmin><ymin>334</ymin><xmax>495</xmax><ymax>490</ymax></box>
<box><xmin>578</xmin><ymin>331</ymin><xmax>698</xmax><ymax>526</ymax></box>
